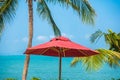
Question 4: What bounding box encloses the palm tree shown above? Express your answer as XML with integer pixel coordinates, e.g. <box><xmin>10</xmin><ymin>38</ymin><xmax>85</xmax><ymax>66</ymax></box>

<box><xmin>0</xmin><ymin>0</ymin><xmax>96</xmax><ymax>36</ymax></box>
<box><xmin>0</xmin><ymin>0</ymin><xmax>96</xmax><ymax>80</ymax></box>
<box><xmin>90</xmin><ymin>29</ymin><xmax>120</xmax><ymax>52</ymax></box>
<box><xmin>0</xmin><ymin>0</ymin><xmax>18</xmax><ymax>37</ymax></box>
<box><xmin>22</xmin><ymin>0</ymin><xmax>33</xmax><ymax>80</ymax></box>
<box><xmin>71</xmin><ymin>29</ymin><xmax>120</xmax><ymax>71</ymax></box>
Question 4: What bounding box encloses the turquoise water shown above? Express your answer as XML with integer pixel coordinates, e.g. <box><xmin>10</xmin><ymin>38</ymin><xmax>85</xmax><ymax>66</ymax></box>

<box><xmin>0</xmin><ymin>55</ymin><xmax>120</xmax><ymax>80</ymax></box>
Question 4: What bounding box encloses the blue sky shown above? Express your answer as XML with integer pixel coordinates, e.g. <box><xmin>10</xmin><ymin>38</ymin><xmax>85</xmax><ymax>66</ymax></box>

<box><xmin>0</xmin><ymin>0</ymin><xmax>120</xmax><ymax>55</ymax></box>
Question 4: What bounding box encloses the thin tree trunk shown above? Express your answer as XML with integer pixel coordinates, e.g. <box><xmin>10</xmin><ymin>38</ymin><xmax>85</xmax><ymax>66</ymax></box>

<box><xmin>22</xmin><ymin>0</ymin><xmax>33</xmax><ymax>80</ymax></box>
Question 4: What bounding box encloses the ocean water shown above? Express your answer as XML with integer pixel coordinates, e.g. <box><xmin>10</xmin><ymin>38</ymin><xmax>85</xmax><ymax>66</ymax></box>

<box><xmin>0</xmin><ymin>55</ymin><xmax>120</xmax><ymax>80</ymax></box>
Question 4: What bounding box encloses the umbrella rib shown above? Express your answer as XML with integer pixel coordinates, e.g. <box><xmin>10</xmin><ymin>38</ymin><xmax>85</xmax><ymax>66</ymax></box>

<box><xmin>63</xmin><ymin>48</ymin><xmax>69</xmax><ymax>57</ymax></box>
<box><xmin>40</xmin><ymin>48</ymin><xmax>50</xmax><ymax>55</ymax></box>
<box><xmin>51</xmin><ymin>47</ymin><xmax>59</xmax><ymax>53</ymax></box>
<box><xmin>40</xmin><ymin>47</ymin><xmax>60</xmax><ymax>56</ymax></box>
<box><xmin>62</xmin><ymin>48</ymin><xmax>71</xmax><ymax>57</ymax></box>
<box><xmin>78</xmin><ymin>50</ymin><xmax>88</xmax><ymax>56</ymax></box>
<box><xmin>51</xmin><ymin>47</ymin><xmax>60</xmax><ymax>56</ymax></box>
<box><xmin>63</xmin><ymin>50</ymin><xmax>65</xmax><ymax>57</ymax></box>
<box><xmin>62</xmin><ymin>48</ymin><xmax>66</xmax><ymax>57</ymax></box>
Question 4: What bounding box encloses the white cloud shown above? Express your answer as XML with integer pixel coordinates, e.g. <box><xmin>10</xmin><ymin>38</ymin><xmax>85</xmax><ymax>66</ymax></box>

<box><xmin>22</xmin><ymin>37</ymin><xmax>28</xmax><ymax>42</ymax></box>
<box><xmin>49</xmin><ymin>33</ymin><xmax>74</xmax><ymax>39</ymax></box>
<box><xmin>49</xmin><ymin>35</ymin><xmax>55</xmax><ymax>39</ymax></box>
<box><xmin>36</xmin><ymin>35</ymin><xmax>47</xmax><ymax>41</ymax></box>
<box><xmin>85</xmin><ymin>34</ymin><xmax>91</xmax><ymax>39</ymax></box>
<box><xmin>62</xmin><ymin>33</ymin><xmax>67</xmax><ymax>37</ymax></box>
<box><xmin>62</xmin><ymin>33</ymin><xmax>74</xmax><ymax>38</ymax></box>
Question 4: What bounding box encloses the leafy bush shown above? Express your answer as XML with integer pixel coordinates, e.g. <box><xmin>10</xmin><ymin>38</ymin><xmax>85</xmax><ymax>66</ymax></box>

<box><xmin>5</xmin><ymin>78</ymin><xmax>17</xmax><ymax>80</ymax></box>
<box><xmin>31</xmin><ymin>77</ymin><xmax>41</xmax><ymax>80</ymax></box>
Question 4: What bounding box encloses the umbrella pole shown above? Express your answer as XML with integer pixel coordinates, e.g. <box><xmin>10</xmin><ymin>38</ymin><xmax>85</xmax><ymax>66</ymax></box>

<box><xmin>59</xmin><ymin>54</ymin><xmax>62</xmax><ymax>80</ymax></box>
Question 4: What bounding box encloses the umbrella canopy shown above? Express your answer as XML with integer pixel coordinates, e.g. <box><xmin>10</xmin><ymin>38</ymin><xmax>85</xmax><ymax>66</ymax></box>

<box><xmin>25</xmin><ymin>36</ymin><xmax>98</xmax><ymax>57</ymax></box>
<box><xmin>25</xmin><ymin>36</ymin><xmax>98</xmax><ymax>80</ymax></box>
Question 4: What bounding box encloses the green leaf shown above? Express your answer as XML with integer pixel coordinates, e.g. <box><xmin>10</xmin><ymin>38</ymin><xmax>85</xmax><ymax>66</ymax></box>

<box><xmin>46</xmin><ymin>0</ymin><xmax>96</xmax><ymax>24</ymax></box>
<box><xmin>90</xmin><ymin>29</ymin><xmax>103</xmax><ymax>43</ymax></box>
<box><xmin>37</xmin><ymin>0</ymin><xmax>61</xmax><ymax>37</ymax></box>
<box><xmin>0</xmin><ymin>0</ymin><xmax>17</xmax><ymax>37</ymax></box>
<box><xmin>97</xmin><ymin>49</ymin><xmax>120</xmax><ymax>68</ymax></box>
<box><xmin>31</xmin><ymin>77</ymin><xmax>41</xmax><ymax>80</ymax></box>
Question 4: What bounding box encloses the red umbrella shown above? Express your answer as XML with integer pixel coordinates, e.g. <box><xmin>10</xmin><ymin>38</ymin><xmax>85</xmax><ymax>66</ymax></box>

<box><xmin>25</xmin><ymin>36</ymin><xmax>98</xmax><ymax>80</ymax></box>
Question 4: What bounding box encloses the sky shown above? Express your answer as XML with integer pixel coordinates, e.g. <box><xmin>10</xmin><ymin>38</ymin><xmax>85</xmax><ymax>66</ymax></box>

<box><xmin>0</xmin><ymin>0</ymin><xmax>120</xmax><ymax>55</ymax></box>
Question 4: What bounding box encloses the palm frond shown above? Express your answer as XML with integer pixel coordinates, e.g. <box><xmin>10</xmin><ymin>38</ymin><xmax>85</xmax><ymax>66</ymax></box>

<box><xmin>71</xmin><ymin>48</ymin><xmax>120</xmax><ymax>72</ymax></box>
<box><xmin>37</xmin><ymin>0</ymin><xmax>61</xmax><ymax>37</ymax></box>
<box><xmin>118</xmin><ymin>33</ymin><xmax>120</xmax><ymax>36</ymax></box>
<box><xmin>0</xmin><ymin>15</ymin><xmax>4</xmax><ymax>36</ymax></box>
<box><xmin>0</xmin><ymin>0</ymin><xmax>17</xmax><ymax>36</ymax></box>
<box><xmin>0</xmin><ymin>0</ymin><xmax>18</xmax><ymax>23</ymax></box>
<box><xmin>71</xmin><ymin>57</ymin><xmax>80</xmax><ymax>67</ymax></box>
<box><xmin>80</xmin><ymin>0</ymin><xmax>96</xmax><ymax>24</ymax></box>
<box><xmin>90</xmin><ymin>29</ymin><xmax>120</xmax><ymax>52</ymax></box>
<box><xmin>72</xmin><ymin>30</ymin><xmax>120</xmax><ymax>72</ymax></box>
<box><xmin>46</xmin><ymin>0</ymin><xmax>96</xmax><ymax>24</ymax></box>
<box><xmin>90</xmin><ymin>29</ymin><xmax>103</xmax><ymax>43</ymax></box>
<box><xmin>71</xmin><ymin>52</ymin><xmax>105</xmax><ymax>72</ymax></box>
<box><xmin>104</xmin><ymin>30</ymin><xmax>120</xmax><ymax>52</ymax></box>
<box><xmin>97</xmin><ymin>49</ymin><xmax>120</xmax><ymax>68</ymax></box>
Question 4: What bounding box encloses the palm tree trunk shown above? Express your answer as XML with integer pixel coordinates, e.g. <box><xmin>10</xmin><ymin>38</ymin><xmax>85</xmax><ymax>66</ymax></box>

<box><xmin>22</xmin><ymin>0</ymin><xmax>33</xmax><ymax>80</ymax></box>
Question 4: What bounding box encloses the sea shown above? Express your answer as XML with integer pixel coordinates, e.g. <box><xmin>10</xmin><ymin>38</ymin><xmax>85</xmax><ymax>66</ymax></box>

<box><xmin>0</xmin><ymin>55</ymin><xmax>120</xmax><ymax>80</ymax></box>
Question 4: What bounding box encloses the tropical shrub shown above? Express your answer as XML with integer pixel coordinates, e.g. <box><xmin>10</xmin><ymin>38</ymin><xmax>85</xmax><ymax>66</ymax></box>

<box><xmin>5</xmin><ymin>78</ymin><xmax>17</xmax><ymax>80</ymax></box>
<box><xmin>31</xmin><ymin>77</ymin><xmax>41</xmax><ymax>80</ymax></box>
